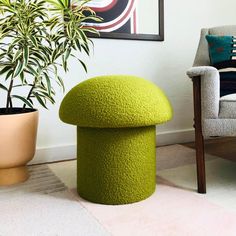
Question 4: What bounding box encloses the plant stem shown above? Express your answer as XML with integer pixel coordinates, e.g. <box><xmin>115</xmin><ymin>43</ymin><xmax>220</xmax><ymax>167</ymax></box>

<box><xmin>6</xmin><ymin>78</ymin><xmax>14</xmax><ymax>113</ymax></box>
<box><xmin>23</xmin><ymin>79</ymin><xmax>36</xmax><ymax>109</ymax></box>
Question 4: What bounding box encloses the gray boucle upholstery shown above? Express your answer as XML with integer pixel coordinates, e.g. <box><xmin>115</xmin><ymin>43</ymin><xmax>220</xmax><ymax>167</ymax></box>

<box><xmin>193</xmin><ymin>28</ymin><xmax>210</xmax><ymax>67</ymax></box>
<box><xmin>187</xmin><ymin>66</ymin><xmax>220</xmax><ymax>119</ymax></box>
<box><xmin>209</xmin><ymin>25</ymin><xmax>236</xmax><ymax>36</ymax></box>
<box><xmin>187</xmin><ymin>25</ymin><xmax>236</xmax><ymax>137</ymax></box>
<box><xmin>203</xmin><ymin>119</ymin><xmax>236</xmax><ymax>136</ymax></box>
<box><xmin>219</xmin><ymin>94</ymin><xmax>236</xmax><ymax>119</ymax></box>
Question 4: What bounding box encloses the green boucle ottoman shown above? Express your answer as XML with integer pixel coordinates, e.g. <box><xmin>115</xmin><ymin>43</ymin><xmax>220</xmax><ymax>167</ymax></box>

<box><xmin>59</xmin><ymin>75</ymin><xmax>172</xmax><ymax>205</ymax></box>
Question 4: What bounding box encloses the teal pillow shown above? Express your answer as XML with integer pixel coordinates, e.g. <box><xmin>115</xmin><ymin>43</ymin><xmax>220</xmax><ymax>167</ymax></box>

<box><xmin>206</xmin><ymin>35</ymin><xmax>236</xmax><ymax>66</ymax></box>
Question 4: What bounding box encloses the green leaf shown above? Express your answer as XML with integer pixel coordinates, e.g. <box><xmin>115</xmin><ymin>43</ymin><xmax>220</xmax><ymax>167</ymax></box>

<box><xmin>37</xmin><ymin>90</ymin><xmax>55</xmax><ymax>104</ymax></box>
<box><xmin>5</xmin><ymin>70</ymin><xmax>13</xmax><ymax>81</ymax></box>
<box><xmin>0</xmin><ymin>83</ymin><xmax>8</xmax><ymax>91</ymax></box>
<box><xmin>65</xmin><ymin>47</ymin><xmax>71</xmax><ymax>61</ymax></box>
<box><xmin>62</xmin><ymin>56</ymin><xmax>68</xmax><ymax>72</ymax></box>
<box><xmin>26</xmin><ymin>65</ymin><xmax>38</xmax><ymax>76</ymax></box>
<box><xmin>0</xmin><ymin>65</ymin><xmax>12</xmax><ymax>76</ymax></box>
<box><xmin>81</xmin><ymin>44</ymin><xmax>90</xmax><ymax>56</ymax></box>
<box><xmin>79</xmin><ymin>59</ymin><xmax>87</xmax><ymax>73</ymax></box>
<box><xmin>13</xmin><ymin>60</ymin><xmax>24</xmax><ymax>78</ymax></box>
<box><xmin>56</xmin><ymin>75</ymin><xmax>65</xmax><ymax>92</ymax></box>
<box><xmin>12</xmin><ymin>95</ymin><xmax>33</xmax><ymax>108</ymax></box>
<box><xmin>13</xmin><ymin>84</ymin><xmax>32</xmax><ymax>88</ymax></box>
<box><xmin>12</xmin><ymin>50</ymin><xmax>22</xmax><ymax>62</ymax></box>
<box><xmin>43</xmin><ymin>72</ymin><xmax>51</xmax><ymax>95</ymax></box>
<box><xmin>82</xmin><ymin>27</ymin><xmax>99</xmax><ymax>35</ymax></box>
<box><xmin>20</xmin><ymin>72</ymin><xmax>25</xmax><ymax>83</ymax></box>
<box><xmin>33</xmin><ymin>92</ymin><xmax>48</xmax><ymax>109</ymax></box>
<box><xmin>30</xmin><ymin>36</ymin><xmax>38</xmax><ymax>48</ymax></box>
<box><xmin>81</xmin><ymin>16</ymin><xmax>103</xmax><ymax>23</ymax></box>
<box><xmin>51</xmin><ymin>48</ymin><xmax>60</xmax><ymax>62</ymax></box>
<box><xmin>31</xmin><ymin>51</ymin><xmax>47</xmax><ymax>63</ymax></box>
<box><xmin>75</xmin><ymin>39</ymin><xmax>81</xmax><ymax>51</ymax></box>
<box><xmin>23</xmin><ymin>46</ymin><xmax>29</xmax><ymax>66</ymax></box>
<box><xmin>77</xmin><ymin>29</ymin><xmax>88</xmax><ymax>43</ymax></box>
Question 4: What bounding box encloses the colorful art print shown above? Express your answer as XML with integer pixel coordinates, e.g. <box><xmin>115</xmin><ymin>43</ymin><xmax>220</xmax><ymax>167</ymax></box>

<box><xmin>84</xmin><ymin>0</ymin><xmax>164</xmax><ymax>41</ymax></box>
<box><xmin>85</xmin><ymin>0</ymin><xmax>136</xmax><ymax>34</ymax></box>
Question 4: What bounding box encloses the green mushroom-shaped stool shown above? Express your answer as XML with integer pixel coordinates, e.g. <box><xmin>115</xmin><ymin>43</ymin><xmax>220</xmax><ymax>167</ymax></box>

<box><xmin>59</xmin><ymin>75</ymin><xmax>172</xmax><ymax>205</ymax></box>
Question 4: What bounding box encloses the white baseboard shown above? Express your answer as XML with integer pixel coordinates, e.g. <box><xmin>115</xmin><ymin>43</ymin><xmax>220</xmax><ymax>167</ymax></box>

<box><xmin>156</xmin><ymin>128</ymin><xmax>195</xmax><ymax>146</ymax></box>
<box><xmin>29</xmin><ymin>144</ymin><xmax>76</xmax><ymax>165</ymax></box>
<box><xmin>30</xmin><ymin>128</ymin><xmax>195</xmax><ymax>165</ymax></box>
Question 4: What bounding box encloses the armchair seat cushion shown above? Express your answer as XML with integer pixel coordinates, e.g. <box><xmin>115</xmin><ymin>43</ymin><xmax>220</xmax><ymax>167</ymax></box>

<box><xmin>219</xmin><ymin>93</ymin><xmax>236</xmax><ymax>118</ymax></box>
<box><xmin>202</xmin><ymin>94</ymin><xmax>236</xmax><ymax>136</ymax></box>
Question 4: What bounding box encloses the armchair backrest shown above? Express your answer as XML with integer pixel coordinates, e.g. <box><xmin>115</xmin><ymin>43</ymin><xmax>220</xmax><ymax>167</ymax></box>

<box><xmin>193</xmin><ymin>25</ymin><xmax>236</xmax><ymax>66</ymax></box>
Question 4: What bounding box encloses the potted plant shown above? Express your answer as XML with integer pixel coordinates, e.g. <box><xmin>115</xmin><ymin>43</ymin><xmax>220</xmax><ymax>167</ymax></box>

<box><xmin>0</xmin><ymin>0</ymin><xmax>101</xmax><ymax>185</ymax></box>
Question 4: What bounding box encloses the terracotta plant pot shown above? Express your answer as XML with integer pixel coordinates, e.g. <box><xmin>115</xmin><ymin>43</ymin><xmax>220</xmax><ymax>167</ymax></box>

<box><xmin>0</xmin><ymin>108</ymin><xmax>38</xmax><ymax>186</ymax></box>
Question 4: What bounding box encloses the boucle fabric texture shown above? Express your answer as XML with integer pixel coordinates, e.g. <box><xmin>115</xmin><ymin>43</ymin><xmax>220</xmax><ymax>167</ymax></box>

<box><xmin>219</xmin><ymin>94</ymin><xmax>236</xmax><ymax>118</ymax></box>
<box><xmin>59</xmin><ymin>75</ymin><xmax>172</xmax><ymax>128</ymax></box>
<box><xmin>187</xmin><ymin>66</ymin><xmax>220</xmax><ymax>119</ymax></box>
<box><xmin>59</xmin><ymin>75</ymin><xmax>172</xmax><ymax>204</ymax></box>
<box><xmin>77</xmin><ymin>126</ymin><xmax>156</xmax><ymax>205</ymax></box>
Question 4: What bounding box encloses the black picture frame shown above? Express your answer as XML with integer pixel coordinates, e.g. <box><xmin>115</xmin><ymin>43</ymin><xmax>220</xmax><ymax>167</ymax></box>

<box><xmin>87</xmin><ymin>0</ymin><xmax>164</xmax><ymax>42</ymax></box>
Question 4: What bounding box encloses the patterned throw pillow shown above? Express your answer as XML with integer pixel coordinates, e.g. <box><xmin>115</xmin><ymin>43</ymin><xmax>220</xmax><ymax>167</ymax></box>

<box><xmin>206</xmin><ymin>35</ymin><xmax>236</xmax><ymax>96</ymax></box>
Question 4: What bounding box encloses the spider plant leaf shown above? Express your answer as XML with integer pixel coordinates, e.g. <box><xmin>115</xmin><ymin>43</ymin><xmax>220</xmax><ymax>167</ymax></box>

<box><xmin>81</xmin><ymin>44</ymin><xmax>89</xmax><ymax>56</ymax></box>
<box><xmin>23</xmin><ymin>46</ymin><xmax>29</xmax><ymax>66</ymax></box>
<box><xmin>37</xmin><ymin>90</ymin><xmax>55</xmax><ymax>104</ymax></box>
<box><xmin>78</xmin><ymin>59</ymin><xmax>87</xmax><ymax>73</ymax></box>
<box><xmin>33</xmin><ymin>92</ymin><xmax>48</xmax><ymax>109</ymax></box>
<box><xmin>0</xmin><ymin>83</ymin><xmax>8</xmax><ymax>91</ymax></box>
<box><xmin>26</xmin><ymin>64</ymin><xmax>38</xmax><ymax>76</ymax></box>
<box><xmin>12</xmin><ymin>95</ymin><xmax>33</xmax><ymax>108</ymax></box>
<box><xmin>62</xmin><ymin>56</ymin><xmax>67</xmax><ymax>72</ymax></box>
<box><xmin>56</xmin><ymin>75</ymin><xmax>65</xmax><ymax>92</ymax></box>
<box><xmin>65</xmin><ymin>47</ymin><xmax>71</xmax><ymax>61</ymax></box>
<box><xmin>30</xmin><ymin>35</ymin><xmax>38</xmax><ymax>48</ymax></box>
<box><xmin>43</xmin><ymin>72</ymin><xmax>51</xmax><ymax>95</ymax></box>
<box><xmin>13</xmin><ymin>60</ymin><xmax>24</xmax><ymax>78</ymax></box>
<box><xmin>82</xmin><ymin>27</ymin><xmax>99</xmax><ymax>35</ymax></box>
<box><xmin>5</xmin><ymin>69</ymin><xmax>13</xmax><ymax>81</ymax></box>
<box><xmin>77</xmin><ymin>29</ymin><xmax>87</xmax><ymax>43</ymax></box>
<box><xmin>75</xmin><ymin>39</ymin><xmax>81</xmax><ymax>51</ymax></box>
<box><xmin>12</xmin><ymin>49</ymin><xmax>22</xmax><ymax>62</ymax></box>
<box><xmin>0</xmin><ymin>65</ymin><xmax>12</xmax><ymax>76</ymax></box>
<box><xmin>20</xmin><ymin>72</ymin><xmax>25</xmax><ymax>83</ymax></box>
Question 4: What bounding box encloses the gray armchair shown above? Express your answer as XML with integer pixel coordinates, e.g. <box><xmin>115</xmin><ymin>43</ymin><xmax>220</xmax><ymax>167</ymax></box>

<box><xmin>187</xmin><ymin>25</ymin><xmax>236</xmax><ymax>193</ymax></box>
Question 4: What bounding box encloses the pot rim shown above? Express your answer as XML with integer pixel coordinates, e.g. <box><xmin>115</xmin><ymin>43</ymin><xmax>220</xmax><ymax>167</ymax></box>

<box><xmin>0</xmin><ymin>107</ymin><xmax>38</xmax><ymax>116</ymax></box>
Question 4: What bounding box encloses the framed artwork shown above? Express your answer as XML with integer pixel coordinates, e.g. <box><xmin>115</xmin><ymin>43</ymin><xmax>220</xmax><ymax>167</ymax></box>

<box><xmin>85</xmin><ymin>0</ymin><xmax>164</xmax><ymax>41</ymax></box>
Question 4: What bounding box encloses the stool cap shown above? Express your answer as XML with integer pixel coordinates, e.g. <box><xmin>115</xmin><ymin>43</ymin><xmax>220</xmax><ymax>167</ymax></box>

<box><xmin>59</xmin><ymin>75</ymin><xmax>173</xmax><ymax>128</ymax></box>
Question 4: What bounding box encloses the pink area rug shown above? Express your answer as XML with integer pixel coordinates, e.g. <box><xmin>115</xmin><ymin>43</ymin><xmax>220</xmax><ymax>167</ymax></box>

<box><xmin>49</xmin><ymin>145</ymin><xmax>236</xmax><ymax>236</ymax></box>
<box><xmin>72</xmin><ymin>179</ymin><xmax>236</xmax><ymax>236</ymax></box>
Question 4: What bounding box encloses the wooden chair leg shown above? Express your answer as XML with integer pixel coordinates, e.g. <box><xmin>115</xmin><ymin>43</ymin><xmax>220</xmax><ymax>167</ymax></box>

<box><xmin>194</xmin><ymin>123</ymin><xmax>206</xmax><ymax>193</ymax></box>
<box><xmin>193</xmin><ymin>77</ymin><xmax>206</xmax><ymax>193</ymax></box>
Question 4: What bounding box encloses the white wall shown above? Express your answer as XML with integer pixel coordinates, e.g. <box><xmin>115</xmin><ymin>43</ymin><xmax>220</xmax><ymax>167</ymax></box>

<box><xmin>136</xmin><ymin>0</ymin><xmax>159</xmax><ymax>34</ymax></box>
<box><xmin>2</xmin><ymin>0</ymin><xmax>236</xmax><ymax>163</ymax></box>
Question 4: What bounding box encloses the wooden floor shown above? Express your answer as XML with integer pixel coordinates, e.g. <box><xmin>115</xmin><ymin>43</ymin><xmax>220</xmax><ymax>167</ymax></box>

<box><xmin>184</xmin><ymin>137</ymin><xmax>236</xmax><ymax>161</ymax></box>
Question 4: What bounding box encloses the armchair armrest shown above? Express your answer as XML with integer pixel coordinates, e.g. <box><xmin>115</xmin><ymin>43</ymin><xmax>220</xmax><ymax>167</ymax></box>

<box><xmin>186</xmin><ymin>66</ymin><xmax>220</xmax><ymax>119</ymax></box>
<box><xmin>187</xmin><ymin>66</ymin><xmax>218</xmax><ymax>78</ymax></box>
